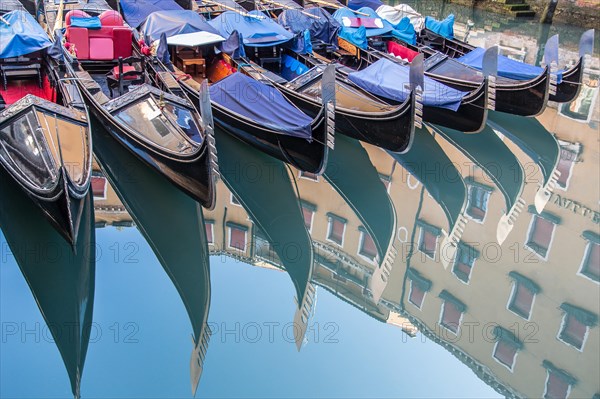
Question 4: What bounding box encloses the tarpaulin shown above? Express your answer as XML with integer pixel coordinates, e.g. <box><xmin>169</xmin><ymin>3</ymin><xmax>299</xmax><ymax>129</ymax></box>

<box><xmin>458</xmin><ymin>47</ymin><xmax>563</xmax><ymax>83</ymax></box>
<box><xmin>424</xmin><ymin>14</ymin><xmax>454</xmax><ymax>39</ymax></box>
<box><xmin>209</xmin><ymin>72</ymin><xmax>313</xmax><ymax>139</ymax></box>
<box><xmin>209</xmin><ymin>11</ymin><xmax>294</xmax><ymax>47</ymax></box>
<box><xmin>141</xmin><ymin>10</ymin><xmax>222</xmax><ymax>42</ymax></box>
<box><xmin>0</xmin><ymin>10</ymin><xmax>51</xmax><ymax>59</ymax></box>
<box><xmin>278</xmin><ymin>7</ymin><xmax>340</xmax><ymax>47</ymax></box>
<box><xmin>120</xmin><ymin>0</ymin><xmax>182</xmax><ymax>28</ymax></box>
<box><xmin>348</xmin><ymin>58</ymin><xmax>466</xmax><ymax>111</ymax></box>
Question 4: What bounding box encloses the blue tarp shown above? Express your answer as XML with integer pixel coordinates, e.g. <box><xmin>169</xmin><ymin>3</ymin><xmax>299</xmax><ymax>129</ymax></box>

<box><xmin>424</xmin><ymin>14</ymin><xmax>454</xmax><ymax>39</ymax></box>
<box><xmin>392</xmin><ymin>17</ymin><xmax>416</xmax><ymax>45</ymax></box>
<box><xmin>0</xmin><ymin>10</ymin><xmax>51</xmax><ymax>59</ymax></box>
<box><xmin>209</xmin><ymin>11</ymin><xmax>294</xmax><ymax>47</ymax></box>
<box><xmin>278</xmin><ymin>7</ymin><xmax>341</xmax><ymax>47</ymax></box>
<box><xmin>120</xmin><ymin>0</ymin><xmax>182</xmax><ymax>28</ymax></box>
<box><xmin>348</xmin><ymin>58</ymin><xmax>466</xmax><ymax>111</ymax></box>
<box><xmin>209</xmin><ymin>72</ymin><xmax>313</xmax><ymax>139</ymax></box>
<box><xmin>70</xmin><ymin>16</ymin><xmax>101</xmax><ymax>29</ymax></box>
<box><xmin>141</xmin><ymin>10</ymin><xmax>221</xmax><ymax>42</ymax></box>
<box><xmin>333</xmin><ymin>7</ymin><xmax>416</xmax><ymax>47</ymax></box>
<box><xmin>281</xmin><ymin>54</ymin><xmax>310</xmax><ymax>81</ymax></box>
<box><xmin>457</xmin><ymin>47</ymin><xmax>563</xmax><ymax>83</ymax></box>
<box><xmin>333</xmin><ymin>7</ymin><xmax>393</xmax><ymax>39</ymax></box>
<box><xmin>347</xmin><ymin>0</ymin><xmax>383</xmax><ymax>11</ymax></box>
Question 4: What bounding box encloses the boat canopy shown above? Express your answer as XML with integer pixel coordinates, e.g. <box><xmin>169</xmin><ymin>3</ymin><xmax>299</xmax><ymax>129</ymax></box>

<box><xmin>209</xmin><ymin>72</ymin><xmax>313</xmax><ymax>139</ymax></box>
<box><xmin>458</xmin><ymin>47</ymin><xmax>563</xmax><ymax>83</ymax></box>
<box><xmin>333</xmin><ymin>7</ymin><xmax>416</xmax><ymax>47</ymax></box>
<box><xmin>278</xmin><ymin>7</ymin><xmax>341</xmax><ymax>47</ymax></box>
<box><xmin>141</xmin><ymin>10</ymin><xmax>223</xmax><ymax>43</ymax></box>
<box><xmin>120</xmin><ymin>0</ymin><xmax>183</xmax><ymax>28</ymax></box>
<box><xmin>209</xmin><ymin>11</ymin><xmax>294</xmax><ymax>47</ymax></box>
<box><xmin>0</xmin><ymin>10</ymin><xmax>52</xmax><ymax>59</ymax></box>
<box><xmin>348</xmin><ymin>58</ymin><xmax>466</xmax><ymax>111</ymax></box>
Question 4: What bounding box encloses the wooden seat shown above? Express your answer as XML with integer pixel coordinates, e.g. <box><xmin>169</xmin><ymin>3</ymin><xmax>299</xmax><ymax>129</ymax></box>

<box><xmin>178</xmin><ymin>56</ymin><xmax>206</xmax><ymax>77</ymax></box>
<box><xmin>0</xmin><ymin>60</ymin><xmax>42</xmax><ymax>91</ymax></box>
<box><xmin>106</xmin><ymin>56</ymin><xmax>144</xmax><ymax>97</ymax></box>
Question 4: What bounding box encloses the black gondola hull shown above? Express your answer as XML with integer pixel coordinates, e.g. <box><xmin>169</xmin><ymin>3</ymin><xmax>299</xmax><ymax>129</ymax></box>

<box><xmin>275</xmin><ymin>84</ymin><xmax>415</xmax><ymax>153</ymax></box>
<box><xmin>181</xmin><ymin>84</ymin><xmax>330</xmax><ymax>174</ymax></box>
<box><xmin>551</xmin><ymin>57</ymin><xmax>584</xmax><ymax>103</ymax></box>
<box><xmin>84</xmin><ymin>103</ymin><xmax>215</xmax><ymax>208</ymax></box>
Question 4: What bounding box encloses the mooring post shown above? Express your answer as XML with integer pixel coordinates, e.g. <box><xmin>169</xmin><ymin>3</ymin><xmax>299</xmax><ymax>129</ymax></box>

<box><xmin>541</xmin><ymin>0</ymin><xmax>559</xmax><ymax>24</ymax></box>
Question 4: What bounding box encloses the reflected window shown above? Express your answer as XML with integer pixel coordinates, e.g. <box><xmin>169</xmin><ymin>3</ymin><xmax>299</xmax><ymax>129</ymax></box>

<box><xmin>230</xmin><ymin>193</ymin><xmax>241</xmax><ymax>206</ymax></box>
<box><xmin>417</xmin><ymin>220</ymin><xmax>440</xmax><ymax>259</ymax></box>
<box><xmin>301</xmin><ymin>201</ymin><xmax>316</xmax><ymax>232</ymax></box>
<box><xmin>205</xmin><ymin>219</ymin><xmax>214</xmax><ymax>244</ymax></box>
<box><xmin>507</xmin><ymin>271</ymin><xmax>540</xmax><ymax>320</ymax></box>
<box><xmin>407</xmin><ymin>268</ymin><xmax>431</xmax><ymax>310</ymax></box>
<box><xmin>543</xmin><ymin>361</ymin><xmax>576</xmax><ymax>399</ymax></box>
<box><xmin>409</xmin><ymin>281</ymin><xmax>425</xmax><ymax>309</ymax></box>
<box><xmin>493</xmin><ymin>326</ymin><xmax>523</xmax><ymax>371</ymax></box>
<box><xmin>452</xmin><ymin>243</ymin><xmax>479</xmax><ymax>283</ymax></box>
<box><xmin>558</xmin><ymin>303</ymin><xmax>598</xmax><ymax>351</ymax></box>
<box><xmin>579</xmin><ymin>232</ymin><xmax>599</xmax><ymax>283</ymax></box>
<box><xmin>358</xmin><ymin>228</ymin><xmax>378</xmax><ymax>263</ymax></box>
<box><xmin>439</xmin><ymin>290</ymin><xmax>466</xmax><ymax>334</ymax></box>
<box><xmin>466</xmin><ymin>182</ymin><xmax>492</xmax><ymax>222</ymax></box>
<box><xmin>91</xmin><ymin>174</ymin><xmax>107</xmax><ymax>200</ymax></box>
<box><xmin>299</xmin><ymin>170</ymin><xmax>319</xmax><ymax>181</ymax></box>
<box><xmin>525</xmin><ymin>210</ymin><xmax>559</xmax><ymax>260</ymax></box>
<box><xmin>326</xmin><ymin>213</ymin><xmax>346</xmax><ymax>246</ymax></box>
<box><xmin>227</xmin><ymin>222</ymin><xmax>248</xmax><ymax>252</ymax></box>
<box><xmin>556</xmin><ymin>141</ymin><xmax>580</xmax><ymax>190</ymax></box>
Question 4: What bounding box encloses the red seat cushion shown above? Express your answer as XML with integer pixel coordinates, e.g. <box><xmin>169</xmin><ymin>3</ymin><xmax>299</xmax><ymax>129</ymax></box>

<box><xmin>89</xmin><ymin>38</ymin><xmax>114</xmax><ymax>60</ymax></box>
<box><xmin>112</xmin><ymin>27</ymin><xmax>133</xmax><ymax>59</ymax></box>
<box><xmin>112</xmin><ymin>65</ymin><xmax>138</xmax><ymax>79</ymax></box>
<box><xmin>387</xmin><ymin>41</ymin><xmax>419</xmax><ymax>62</ymax></box>
<box><xmin>66</xmin><ymin>27</ymin><xmax>89</xmax><ymax>59</ymax></box>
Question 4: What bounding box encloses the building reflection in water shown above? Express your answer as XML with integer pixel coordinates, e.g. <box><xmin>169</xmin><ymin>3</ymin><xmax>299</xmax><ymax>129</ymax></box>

<box><xmin>82</xmin><ymin>76</ymin><xmax>599</xmax><ymax>397</ymax></box>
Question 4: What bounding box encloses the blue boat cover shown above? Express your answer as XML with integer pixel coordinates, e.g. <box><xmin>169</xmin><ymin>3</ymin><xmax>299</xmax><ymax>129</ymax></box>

<box><xmin>347</xmin><ymin>0</ymin><xmax>384</xmax><ymax>11</ymax></box>
<box><xmin>424</xmin><ymin>14</ymin><xmax>454</xmax><ymax>39</ymax></box>
<box><xmin>281</xmin><ymin>54</ymin><xmax>310</xmax><ymax>81</ymax></box>
<box><xmin>333</xmin><ymin>7</ymin><xmax>415</xmax><ymax>47</ymax></box>
<box><xmin>120</xmin><ymin>0</ymin><xmax>182</xmax><ymax>28</ymax></box>
<box><xmin>278</xmin><ymin>7</ymin><xmax>341</xmax><ymax>47</ymax></box>
<box><xmin>457</xmin><ymin>47</ymin><xmax>563</xmax><ymax>83</ymax></box>
<box><xmin>70</xmin><ymin>16</ymin><xmax>101</xmax><ymax>29</ymax></box>
<box><xmin>209</xmin><ymin>11</ymin><xmax>294</xmax><ymax>47</ymax></box>
<box><xmin>209</xmin><ymin>72</ymin><xmax>313</xmax><ymax>139</ymax></box>
<box><xmin>0</xmin><ymin>10</ymin><xmax>51</xmax><ymax>59</ymax></box>
<box><xmin>348</xmin><ymin>58</ymin><xmax>466</xmax><ymax>111</ymax></box>
<box><xmin>141</xmin><ymin>10</ymin><xmax>221</xmax><ymax>42</ymax></box>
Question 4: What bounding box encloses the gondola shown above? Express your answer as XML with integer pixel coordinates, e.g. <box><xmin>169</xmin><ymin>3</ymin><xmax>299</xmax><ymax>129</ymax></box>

<box><xmin>388</xmin><ymin>125</ymin><xmax>469</xmax><ymax>268</ymax></box>
<box><xmin>327</xmin><ymin>4</ymin><xmax>553</xmax><ymax>118</ymax></box>
<box><xmin>40</xmin><ymin>1</ymin><xmax>218</xmax><ymax>208</ymax></box>
<box><xmin>93</xmin><ymin>120</ymin><xmax>211</xmax><ymax>396</ymax></box>
<box><xmin>191</xmin><ymin>1</ymin><xmax>417</xmax><ymax>153</ymax></box>
<box><xmin>255</xmin><ymin>3</ymin><xmax>489</xmax><ymax>133</ymax></box>
<box><xmin>321</xmin><ymin>134</ymin><xmax>397</xmax><ymax>303</ymax></box>
<box><xmin>215</xmin><ymin>126</ymin><xmax>316</xmax><ymax>351</ymax></box>
<box><xmin>0</xmin><ymin>8</ymin><xmax>92</xmax><ymax>246</ymax></box>
<box><xmin>0</xmin><ymin>166</ymin><xmax>95</xmax><ymax>399</ymax></box>
<box><xmin>417</xmin><ymin>17</ymin><xmax>595</xmax><ymax>104</ymax></box>
<box><xmin>124</xmin><ymin>3</ymin><xmax>335</xmax><ymax>174</ymax></box>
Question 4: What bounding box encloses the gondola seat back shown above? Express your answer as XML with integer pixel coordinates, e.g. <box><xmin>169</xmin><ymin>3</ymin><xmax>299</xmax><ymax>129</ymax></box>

<box><xmin>65</xmin><ymin>10</ymin><xmax>132</xmax><ymax>61</ymax></box>
<box><xmin>387</xmin><ymin>41</ymin><xmax>419</xmax><ymax>62</ymax></box>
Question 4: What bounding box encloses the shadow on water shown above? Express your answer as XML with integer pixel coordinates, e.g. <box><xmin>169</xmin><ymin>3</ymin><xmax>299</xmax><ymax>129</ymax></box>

<box><xmin>91</xmin><ymin>118</ymin><xmax>212</xmax><ymax>395</ymax></box>
<box><xmin>0</xmin><ymin>168</ymin><xmax>95</xmax><ymax>399</ymax></box>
